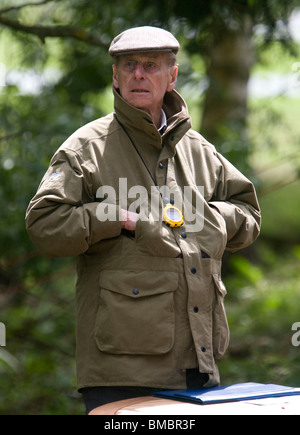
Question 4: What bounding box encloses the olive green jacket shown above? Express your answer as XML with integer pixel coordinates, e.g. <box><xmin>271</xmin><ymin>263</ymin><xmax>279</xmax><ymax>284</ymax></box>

<box><xmin>26</xmin><ymin>88</ymin><xmax>261</xmax><ymax>390</ymax></box>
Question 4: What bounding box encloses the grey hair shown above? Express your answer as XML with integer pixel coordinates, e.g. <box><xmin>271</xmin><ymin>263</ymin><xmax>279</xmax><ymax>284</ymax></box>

<box><xmin>167</xmin><ymin>52</ymin><xmax>178</xmax><ymax>67</ymax></box>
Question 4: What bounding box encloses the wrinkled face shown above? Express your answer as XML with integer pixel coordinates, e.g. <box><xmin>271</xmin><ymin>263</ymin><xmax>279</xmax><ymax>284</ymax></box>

<box><xmin>113</xmin><ymin>52</ymin><xmax>178</xmax><ymax>117</ymax></box>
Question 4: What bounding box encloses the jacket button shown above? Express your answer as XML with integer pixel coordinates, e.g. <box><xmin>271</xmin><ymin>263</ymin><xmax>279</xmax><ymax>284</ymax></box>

<box><xmin>201</xmin><ymin>346</ymin><xmax>206</xmax><ymax>353</ymax></box>
<box><xmin>191</xmin><ymin>267</ymin><xmax>197</xmax><ymax>274</ymax></box>
<box><xmin>159</xmin><ymin>162</ymin><xmax>164</xmax><ymax>169</ymax></box>
<box><xmin>181</xmin><ymin>232</ymin><xmax>187</xmax><ymax>239</ymax></box>
<box><xmin>132</xmin><ymin>288</ymin><xmax>140</xmax><ymax>295</ymax></box>
<box><xmin>193</xmin><ymin>306</ymin><xmax>199</xmax><ymax>313</ymax></box>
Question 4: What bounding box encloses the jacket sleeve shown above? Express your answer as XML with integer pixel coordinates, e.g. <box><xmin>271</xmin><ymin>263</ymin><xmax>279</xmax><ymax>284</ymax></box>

<box><xmin>25</xmin><ymin>147</ymin><xmax>122</xmax><ymax>258</ymax></box>
<box><xmin>209</xmin><ymin>152</ymin><xmax>261</xmax><ymax>253</ymax></box>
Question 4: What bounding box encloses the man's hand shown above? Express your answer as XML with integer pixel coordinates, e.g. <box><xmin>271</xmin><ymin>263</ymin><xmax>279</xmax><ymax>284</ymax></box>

<box><xmin>121</xmin><ymin>209</ymin><xmax>139</xmax><ymax>232</ymax></box>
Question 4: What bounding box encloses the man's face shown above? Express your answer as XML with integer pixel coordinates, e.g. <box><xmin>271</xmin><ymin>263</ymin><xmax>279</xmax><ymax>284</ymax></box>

<box><xmin>113</xmin><ymin>52</ymin><xmax>178</xmax><ymax>118</ymax></box>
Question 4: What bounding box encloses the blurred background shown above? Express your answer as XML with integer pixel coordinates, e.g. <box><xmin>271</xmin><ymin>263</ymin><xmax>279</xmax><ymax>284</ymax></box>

<box><xmin>0</xmin><ymin>0</ymin><xmax>299</xmax><ymax>415</ymax></box>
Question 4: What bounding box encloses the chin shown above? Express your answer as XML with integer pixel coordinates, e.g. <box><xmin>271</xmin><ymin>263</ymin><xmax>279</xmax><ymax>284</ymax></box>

<box><xmin>127</xmin><ymin>93</ymin><xmax>151</xmax><ymax>103</ymax></box>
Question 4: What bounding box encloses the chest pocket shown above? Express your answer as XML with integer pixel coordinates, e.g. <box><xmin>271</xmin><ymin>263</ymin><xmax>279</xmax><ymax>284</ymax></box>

<box><xmin>95</xmin><ymin>270</ymin><xmax>178</xmax><ymax>355</ymax></box>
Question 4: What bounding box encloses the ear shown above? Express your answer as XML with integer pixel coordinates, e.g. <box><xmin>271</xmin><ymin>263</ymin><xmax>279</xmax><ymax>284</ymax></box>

<box><xmin>112</xmin><ymin>65</ymin><xmax>119</xmax><ymax>89</ymax></box>
<box><xmin>166</xmin><ymin>66</ymin><xmax>178</xmax><ymax>93</ymax></box>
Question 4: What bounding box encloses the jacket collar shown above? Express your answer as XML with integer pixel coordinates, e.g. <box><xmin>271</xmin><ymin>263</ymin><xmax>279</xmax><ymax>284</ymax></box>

<box><xmin>113</xmin><ymin>87</ymin><xmax>191</xmax><ymax>152</ymax></box>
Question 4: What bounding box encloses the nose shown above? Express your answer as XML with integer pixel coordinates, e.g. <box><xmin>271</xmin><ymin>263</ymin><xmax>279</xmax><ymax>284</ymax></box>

<box><xmin>134</xmin><ymin>63</ymin><xmax>145</xmax><ymax>80</ymax></box>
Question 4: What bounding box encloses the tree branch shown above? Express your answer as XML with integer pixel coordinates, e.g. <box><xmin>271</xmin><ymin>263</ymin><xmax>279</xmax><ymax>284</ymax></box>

<box><xmin>0</xmin><ymin>3</ymin><xmax>108</xmax><ymax>48</ymax></box>
<box><xmin>0</xmin><ymin>0</ymin><xmax>54</xmax><ymax>15</ymax></box>
<box><xmin>0</xmin><ymin>132</ymin><xmax>24</xmax><ymax>142</ymax></box>
<box><xmin>258</xmin><ymin>174</ymin><xmax>300</xmax><ymax>197</ymax></box>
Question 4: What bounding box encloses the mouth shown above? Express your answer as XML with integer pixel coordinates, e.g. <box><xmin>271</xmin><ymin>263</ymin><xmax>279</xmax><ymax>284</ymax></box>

<box><xmin>131</xmin><ymin>89</ymin><xmax>150</xmax><ymax>93</ymax></box>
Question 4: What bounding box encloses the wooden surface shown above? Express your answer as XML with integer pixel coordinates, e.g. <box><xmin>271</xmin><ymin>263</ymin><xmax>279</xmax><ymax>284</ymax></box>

<box><xmin>89</xmin><ymin>394</ymin><xmax>300</xmax><ymax>415</ymax></box>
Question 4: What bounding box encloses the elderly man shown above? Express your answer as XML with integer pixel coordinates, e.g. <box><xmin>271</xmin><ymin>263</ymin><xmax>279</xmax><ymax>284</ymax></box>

<box><xmin>26</xmin><ymin>26</ymin><xmax>261</xmax><ymax>414</ymax></box>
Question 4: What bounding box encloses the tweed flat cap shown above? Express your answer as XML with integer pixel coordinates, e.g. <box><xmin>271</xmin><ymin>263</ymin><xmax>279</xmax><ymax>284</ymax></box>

<box><xmin>109</xmin><ymin>26</ymin><xmax>180</xmax><ymax>56</ymax></box>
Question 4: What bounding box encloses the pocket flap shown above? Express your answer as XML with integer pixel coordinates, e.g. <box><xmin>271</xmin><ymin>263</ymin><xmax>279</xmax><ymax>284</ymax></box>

<box><xmin>99</xmin><ymin>270</ymin><xmax>178</xmax><ymax>298</ymax></box>
<box><xmin>212</xmin><ymin>273</ymin><xmax>227</xmax><ymax>297</ymax></box>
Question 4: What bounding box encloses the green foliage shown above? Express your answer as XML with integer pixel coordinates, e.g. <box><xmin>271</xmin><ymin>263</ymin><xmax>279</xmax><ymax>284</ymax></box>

<box><xmin>0</xmin><ymin>259</ymin><xmax>82</xmax><ymax>415</ymax></box>
<box><xmin>221</xmin><ymin>246</ymin><xmax>300</xmax><ymax>387</ymax></box>
<box><xmin>229</xmin><ymin>255</ymin><xmax>263</xmax><ymax>285</ymax></box>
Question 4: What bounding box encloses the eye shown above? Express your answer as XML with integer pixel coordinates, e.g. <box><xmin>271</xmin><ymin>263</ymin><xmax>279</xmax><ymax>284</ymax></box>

<box><xmin>124</xmin><ymin>61</ymin><xmax>136</xmax><ymax>71</ymax></box>
<box><xmin>144</xmin><ymin>62</ymin><xmax>158</xmax><ymax>73</ymax></box>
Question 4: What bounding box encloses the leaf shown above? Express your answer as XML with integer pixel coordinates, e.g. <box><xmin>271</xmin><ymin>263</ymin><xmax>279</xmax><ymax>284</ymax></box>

<box><xmin>229</xmin><ymin>255</ymin><xmax>263</xmax><ymax>284</ymax></box>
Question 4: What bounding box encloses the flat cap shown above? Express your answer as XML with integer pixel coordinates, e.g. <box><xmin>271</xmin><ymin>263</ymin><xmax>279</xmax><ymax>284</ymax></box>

<box><xmin>109</xmin><ymin>26</ymin><xmax>180</xmax><ymax>56</ymax></box>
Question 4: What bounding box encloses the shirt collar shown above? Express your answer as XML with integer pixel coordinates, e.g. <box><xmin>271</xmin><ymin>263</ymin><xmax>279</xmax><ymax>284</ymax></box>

<box><xmin>158</xmin><ymin>109</ymin><xmax>168</xmax><ymax>135</ymax></box>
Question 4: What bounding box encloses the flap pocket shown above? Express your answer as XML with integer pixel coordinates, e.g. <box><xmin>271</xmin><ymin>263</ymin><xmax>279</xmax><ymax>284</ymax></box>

<box><xmin>212</xmin><ymin>274</ymin><xmax>229</xmax><ymax>359</ymax></box>
<box><xmin>95</xmin><ymin>270</ymin><xmax>178</xmax><ymax>355</ymax></box>
<box><xmin>212</xmin><ymin>274</ymin><xmax>227</xmax><ymax>298</ymax></box>
<box><xmin>100</xmin><ymin>270</ymin><xmax>178</xmax><ymax>298</ymax></box>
